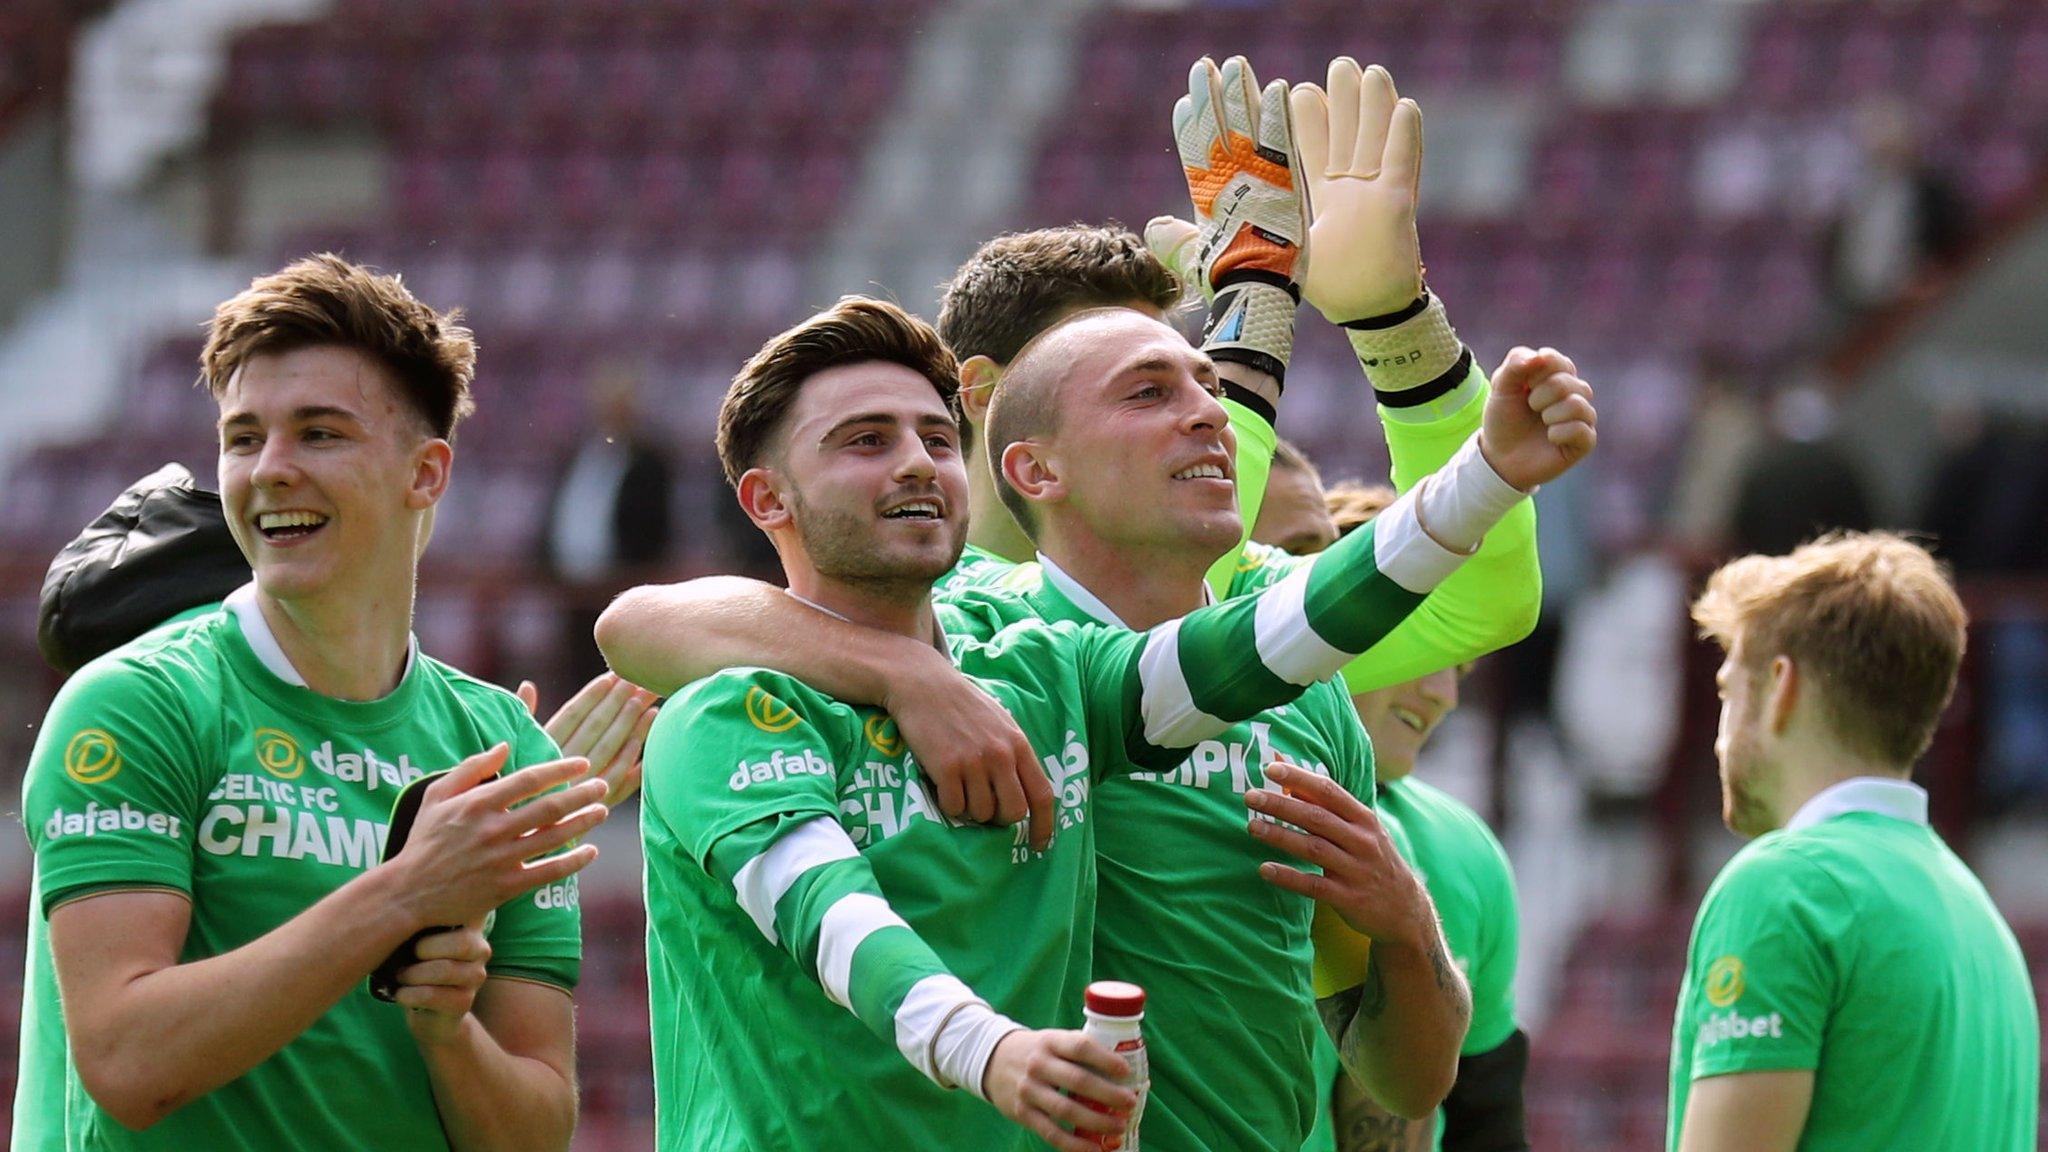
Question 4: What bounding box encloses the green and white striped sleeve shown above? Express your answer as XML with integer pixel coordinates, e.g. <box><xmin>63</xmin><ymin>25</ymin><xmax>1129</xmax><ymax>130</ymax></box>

<box><xmin>1091</xmin><ymin>454</ymin><xmax>1524</xmax><ymax>758</ymax></box>
<box><xmin>703</xmin><ymin>814</ymin><xmax>1017</xmax><ymax>1093</ymax></box>
<box><xmin>645</xmin><ymin>673</ymin><xmax>1020</xmax><ymax>1097</ymax></box>
<box><xmin>1230</xmin><ymin>379</ymin><xmax>1541</xmax><ymax>693</ymax></box>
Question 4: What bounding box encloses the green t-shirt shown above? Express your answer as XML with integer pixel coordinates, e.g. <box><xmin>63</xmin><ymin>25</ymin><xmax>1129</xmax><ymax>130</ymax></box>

<box><xmin>942</xmin><ymin>571</ymin><xmax>1375</xmax><ymax>1152</ymax></box>
<box><xmin>18</xmin><ymin>604</ymin><xmax>580</xmax><ymax>1152</ymax></box>
<box><xmin>15</xmin><ymin>604</ymin><xmax>224</xmax><ymax>1152</ymax></box>
<box><xmin>640</xmin><ymin>628</ymin><xmax>1152</xmax><ymax>1152</ymax></box>
<box><xmin>1379</xmin><ymin>777</ymin><xmax>1519</xmax><ymax>1058</ymax></box>
<box><xmin>644</xmin><ymin>504</ymin><xmax>1446</xmax><ymax>1152</ymax></box>
<box><xmin>1301</xmin><ymin>776</ymin><xmax>1523</xmax><ymax>1152</ymax></box>
<box><xmin>1667</xmin><ymin>784</ymin><xmax>2039</xmax><ymax>1152</ymax></box>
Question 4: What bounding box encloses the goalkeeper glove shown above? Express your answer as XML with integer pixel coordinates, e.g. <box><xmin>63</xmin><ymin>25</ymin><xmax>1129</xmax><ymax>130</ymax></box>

<box><xmin>1146</xmin><ymin>55</ymin><xmax>1308</xmax><ymax>411</ymax></box>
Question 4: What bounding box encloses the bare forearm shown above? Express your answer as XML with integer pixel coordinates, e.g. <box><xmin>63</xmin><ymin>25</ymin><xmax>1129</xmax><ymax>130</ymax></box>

<box><xmin>1331</xmin><ymin>1071</ymin><xmax>1434</xmax><ymax>1152</ymax></box>
<box><xmin>418</xmin><ymin>1010</ymin><xmax>577</xmax><ymax>1152</ymax></box>
<box><xmin>1325</xmin><ymin>928</ymin><xmax>1470</xmax><ymax>1119</ymax></box>
<box><xmin>57</xmin><ymin>872</ymin><xmax>419</xmax><ymax>1126</ymax></box>
<box><xmin>597</xmin><ymin>578</ymin><xmax>913</xmax><ymax>703</ymax></box>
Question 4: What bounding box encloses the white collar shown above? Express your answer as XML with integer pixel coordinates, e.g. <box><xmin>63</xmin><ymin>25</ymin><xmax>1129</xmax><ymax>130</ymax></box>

<box><xmin>1036</xmin><ymin>551</ymin><xmax>1215</xmax><ymax>630</ymax></box>
<box><xmin>226</xmin><ymin>582</ymin><xmax>417</xmax><ymax>689</ymax></box>
<box><xmin>1784</xmin><ymin>775</ymin><xmax>1928</xmax><ymax>832</ymax></box>
<box><xmin>783</xmin><ymin>589</ymin><xmax>949</xmax><ymax>651</ymax></box>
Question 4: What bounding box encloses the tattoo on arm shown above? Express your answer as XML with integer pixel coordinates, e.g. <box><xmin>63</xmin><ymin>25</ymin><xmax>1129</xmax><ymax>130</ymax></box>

<box><xmin>1426</xmin><ymin>934</ymin><xmax>1472</xmax><ymax>1024</ymax></box>
<box><xmin>1317</xmin><ymin>961</ymin><xmax>1386</xmax><ymax>1083</ymax></box>
<box><xmin>1331</xmin><ymin>1069</ymin><xmax>1431</xmax><ymax>1152</ymax></box>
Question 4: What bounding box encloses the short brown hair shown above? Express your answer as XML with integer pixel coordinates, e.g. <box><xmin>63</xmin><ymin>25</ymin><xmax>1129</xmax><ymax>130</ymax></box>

<box><xmin>717</xmin><ymin>296</ymin><xmax>960</xmax><ymax>488</ymax></box>
<box><xmin>201</xmin><ymin>253</ymin><xmax>476</xmax><ymax>438</ymax></box>
<box><xmin>1325</xmin><ymin>482</ymin><xmax>1397</xmax><ymax>538</ymax></box>
<box><xmin>939</xmin><ymin>224</ymin><xmax>1181</xmax><ymax>363</ymax></box>
<box><xmin>1692</xmin><ymin>531</ymin><xmax>1968</xmax><ymax>766</ymax></box>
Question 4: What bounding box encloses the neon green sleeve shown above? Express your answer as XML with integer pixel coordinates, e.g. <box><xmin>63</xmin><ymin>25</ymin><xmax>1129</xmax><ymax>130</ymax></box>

<box><xmin>1206</xmin><ymin>396</ymin><xmax>1277</xmax><ymax>600</ymax></box>
<box><xmin>1223</xmin><ymin>363</ymin><xmax>1541</xmax><ymax>692</ymax></box>
<box><xmin>1335</xmin><ymin>363</ymin><xmax>1540</xmax><ymax>692</ymax></box>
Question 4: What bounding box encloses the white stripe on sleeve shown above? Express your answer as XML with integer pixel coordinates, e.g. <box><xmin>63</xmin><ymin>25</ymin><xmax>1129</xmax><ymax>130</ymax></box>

<box><xmin>893</xmin><ymin>974</ymin><xmax>1020</xmax><ymax>1095</ymax></box>
<box><xmin>1252</xmin><ymin>562</ymin><xmax>1354</xmax><ymax>683</ymax></box>
<box><xmin>1138</xmin><ymin>619</ymin><xmax>1230</xmax><ymax>747</ymax></box>
<box><xmin>1415</xmin><ymin>432</ymin><xmax>1529</xmax><ymax>553</ymax></box>
<box><xmin>816</xmin><ymin>892</ymin><xmax>909</xmax><ymax>1007</ymax></box>
<box><xmin>730</xmin><ymin>816</ymin><xmax>860</xmax><ymax>945</ymax></box>
<box><xmin>1371</xmin><ymin>483</ymin><xmax>1467</xmax><ymax>594</ymax></box>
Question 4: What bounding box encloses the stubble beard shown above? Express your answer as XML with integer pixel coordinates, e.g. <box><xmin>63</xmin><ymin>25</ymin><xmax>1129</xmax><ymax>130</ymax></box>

<box><xmin>793</xmin><ymin>490</ymin><xmax>961</xmax><ymax>600</ymax></box>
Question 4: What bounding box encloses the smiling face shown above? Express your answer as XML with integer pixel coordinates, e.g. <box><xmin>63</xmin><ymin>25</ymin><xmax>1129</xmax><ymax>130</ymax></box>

<box><xmin>1018</xmin><ymin>310</ymin><xmax>1240</xmax><ymax>561</ymax></box>
<box><xmin>1350</xmin><ymin>666</ymin><xmax>1462</xmax><ymax>783</ymax></box>
<box><xmin>748</xmin><ymin>360</ymin><xmax>968</xmax><ymax>590</ymax></box>
<box><xmin>217</xmin><ymin>344</ymin><xmax>448</xmax><ymax>606</ymax></box>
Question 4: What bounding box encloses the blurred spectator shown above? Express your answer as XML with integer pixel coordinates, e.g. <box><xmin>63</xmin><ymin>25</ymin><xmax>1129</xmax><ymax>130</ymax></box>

<box><xmin>1731</xmin><ymin>382</ymin><xmax>1876</xmax><ymax>558</ymax></box>
<box><xmin>1920</xmin><ymin>405</ymin><xmax>2048</xmax><ymax>577</ymax></box>
<box><xmin>542</xmin><ymin>368</ymin><xmax>675</xmax><ymax>682</ymax></box>
<box><xmin>1821</xmin><ymin>101</ymin><xmax>1971</xmax><ymax>316</ymax></box>
<box><xmin>1663</xmin><ymin>366</ymin><xmax>1766</xmax><ymax>564</ymax></box>
<box><xmin>1921</xmin><ymin>404</ymin><xmax>2048</xmax><ymax>807</ymax></box>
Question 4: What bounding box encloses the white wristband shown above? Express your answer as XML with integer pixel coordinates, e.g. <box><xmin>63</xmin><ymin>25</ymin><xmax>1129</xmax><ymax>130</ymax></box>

<box><xmin>932</xmin><ymin>1000</ymin><xmax>1024</xmax><ymax>1101</ymax></box>
<box><xmin>1414</xmin><ymin>432</ymin><xmax>1529</xmax><ymax>554</ymax></box>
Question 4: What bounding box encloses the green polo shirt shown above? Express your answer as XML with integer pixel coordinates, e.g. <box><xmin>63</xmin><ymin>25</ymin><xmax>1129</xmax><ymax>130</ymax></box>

<box><xmin>1668</xmin><ymin>777</ymin><xmax>2038</xmax><ymax>1151</ymax></box>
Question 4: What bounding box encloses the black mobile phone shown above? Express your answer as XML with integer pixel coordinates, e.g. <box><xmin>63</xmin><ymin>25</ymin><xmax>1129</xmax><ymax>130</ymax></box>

<box><xmin>369</xmin><ymin>768</ymin><xmax>458</xmax><ymax>1003</ymax></box>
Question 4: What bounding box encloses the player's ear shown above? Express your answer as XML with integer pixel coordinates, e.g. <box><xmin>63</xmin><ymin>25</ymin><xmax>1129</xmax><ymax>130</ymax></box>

<box><xmin>1000</xmin><ymin>439</ymin><xmax>1063</xmax><ymax>506</ymax></box>
<box><xmin>405</xmin><ymin>438</ymin><xmax>454</xmax><ymax>511</ymax></box>
<box><xmin>958</xmin><ymin>357</ymin><xmax>1002</xmax><ymax>426</ymax></box>
<box><xmin>736</xmin><ymin>468</ymin><xmax>793</xmax><ymax>533</ymax></box>
<box><xmin>1765</xmin><ymin>654</ymin><xmax>1800</xmax><ymax>735</ymax></box>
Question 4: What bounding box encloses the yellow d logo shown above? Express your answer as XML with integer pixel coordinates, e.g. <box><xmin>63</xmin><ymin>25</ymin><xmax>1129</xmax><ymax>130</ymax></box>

<box><xmin>64</xmin><ymin>730</ymin><xmax>122</xmax><ymax>784</ymax></box>
<box><xmin>865</xmin><ymin>715</ymin><xmax>905</xmax><ymax>758</ymax></box>
<box><xmin>253</xmin><ymin>728</ymin><xmax>305</xmax><ymax>779</ymax></box>
<box><xmin>745</xmin><ymin>687</ymin><xmax>799</xmax><ymax>734</ymax></box>
<box><xmin>1705</xmin><ymin>956</ymin><xmax>1745</xmax><ymax>1008</ymax></box>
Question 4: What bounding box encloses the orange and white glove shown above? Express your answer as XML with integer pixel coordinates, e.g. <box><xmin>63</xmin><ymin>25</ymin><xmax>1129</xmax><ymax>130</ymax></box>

<box><xmin>1146</xmin><ymin>55</ymin><xmax>1308</xmax><ymax>392</ymax></box>
<box><xmin>1292</xmin><ymin>59</ymin><xmax>1472</xmax><ymax>412</ymax></box>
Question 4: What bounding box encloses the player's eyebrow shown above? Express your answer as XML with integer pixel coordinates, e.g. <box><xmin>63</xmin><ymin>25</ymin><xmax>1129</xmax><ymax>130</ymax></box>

<box><xmin>219</xmin><ymin>404</ymin><xmax>363</xmax><ymax>430</ymax></box>
<box><xmin>820</xmin><ymin>411</ymin><xmax>920</xmax><ymax>442</ymax></box>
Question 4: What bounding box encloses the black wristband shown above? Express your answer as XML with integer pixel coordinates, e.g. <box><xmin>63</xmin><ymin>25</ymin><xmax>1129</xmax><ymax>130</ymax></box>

<box><xmin>1340</xmin><ymin>291</ymin><xmax>1432</xmax><ymax>331</ymax></box>
<box><xmin>1373</xmin><ymin>347</ymin><xmax>1473</xmax><ymax>409</ymax></box>
<box><xmin>1212</xmin><ymin>266</ymin><xmax>1302</xmax><ymax>303</ymax></box>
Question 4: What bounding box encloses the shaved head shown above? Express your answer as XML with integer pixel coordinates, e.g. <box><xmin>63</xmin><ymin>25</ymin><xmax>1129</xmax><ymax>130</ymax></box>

<box><xmin>984</xmin><ymin>307</ymin><xmax>1171</xmax><ymax>533</ymax></box>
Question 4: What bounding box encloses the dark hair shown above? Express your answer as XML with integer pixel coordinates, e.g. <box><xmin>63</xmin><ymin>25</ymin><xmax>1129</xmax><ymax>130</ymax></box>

<box><xmin>939</xmin><ymin>224</ymin><xmax>1181</xmax><ymax>362</ymax></box>
<box><xmin>716</xmin><ymin>296</ymin><xmax>961</xmax><ymax>487</ymax></box>
<box><xmin>201</xmin><ymin>253</ymin><xmax>476</xmax><ymax>438</ymax></box>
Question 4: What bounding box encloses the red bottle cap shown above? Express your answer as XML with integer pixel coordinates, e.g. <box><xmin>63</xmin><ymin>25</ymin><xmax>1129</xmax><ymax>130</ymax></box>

<box><xmin>1085</xmin><ymin>981</ymin><xmax>1145</xmax><ymax>1017</ymax></box>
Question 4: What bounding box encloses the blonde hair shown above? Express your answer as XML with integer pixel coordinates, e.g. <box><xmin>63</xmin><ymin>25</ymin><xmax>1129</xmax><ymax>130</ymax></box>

<box><xmin>1692</xmin><ymin>531</ymin><xmax>1968</xmax><ymax>766</ymax></box>
<box><xmin>202</xmin><ymin>254</ymin><xmax>476</xmax><ymax>438</ymax></box>
<box><xmin>1323</xmin><ymin>482</ymin><xmax>1397</xmax><ymax>538</ymax></box>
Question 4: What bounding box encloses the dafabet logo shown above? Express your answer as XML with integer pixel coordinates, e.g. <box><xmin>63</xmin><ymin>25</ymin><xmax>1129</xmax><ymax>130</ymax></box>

<box><xmin>64</xmin><ymin>729</ymin><xmax>122</xmax><ymax>785</ymax></box>
<box><xmin>253</xmin><ymin>728</ymin><xmax>306</xmax><ymax>779</ymax></box>
<box><xmin>1706</xmin><ymin>955</ymin><xmax>1745</xmax><ymax>1008</ymax></box>
<box><xmin>745</xmin><ymin>687</ymin><xmax>799</xmax><ymax>733</ymax></box>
